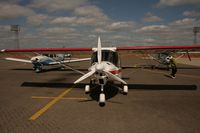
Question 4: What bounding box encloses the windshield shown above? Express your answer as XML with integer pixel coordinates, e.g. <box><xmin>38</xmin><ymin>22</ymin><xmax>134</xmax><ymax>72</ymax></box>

<box><xmin>91</xmin><ymin>50</ymin><xmax>118</xmax><ymax>66</ymax></box>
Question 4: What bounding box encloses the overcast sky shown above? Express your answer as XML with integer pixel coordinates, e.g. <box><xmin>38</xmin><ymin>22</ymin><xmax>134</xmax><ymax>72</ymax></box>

<box><xmin>0</xmin><ymin>0</ymin><xmax>200</xmax><ymax>48</ymax></box>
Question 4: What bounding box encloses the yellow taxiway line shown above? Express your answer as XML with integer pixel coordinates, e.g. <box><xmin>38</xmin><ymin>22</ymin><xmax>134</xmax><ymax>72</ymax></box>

<box><xmin>31</xmin><ymin>96</ymin><xmax>88</xmax><ymax>100</ymax></box>
<box><xmin>29</xmin><ymin>88</ymin><xmax>72</xmax><ymax>121</ymax></box>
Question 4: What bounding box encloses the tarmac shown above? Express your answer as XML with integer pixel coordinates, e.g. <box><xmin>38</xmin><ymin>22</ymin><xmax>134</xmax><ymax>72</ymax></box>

<box><xmin>0</xmin><ymin>56</ymin><xmax>200</xmax><ymax>133</ymax></box>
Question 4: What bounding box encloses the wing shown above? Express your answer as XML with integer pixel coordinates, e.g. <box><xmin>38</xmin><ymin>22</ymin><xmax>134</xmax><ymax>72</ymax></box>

<box><xmin>4</xmin><ymin>57</ymin><xmax>32</xmax><ymax>63</ymax></box>
<box><xmin>48</xmin><ymin>58</ymin><xmax>91</xmax><ymax>65</ymax></box>
<box><xmin>117</xmin><ymin>45</ymin><xmax>200</xmax><ymax>51</ymax></box>
<box><xmin>2</xmin><ymin>45</ymin><xmax>200</xmax><ymax>52</ymax></box>
<box><xmin>117</xmin><ymin>45</ymin><xmax>200</xmax><ymax>59</ymax></box>
<box><xmin>1</xmin><ymin>48</ymin><xmax>92</xmax><ymax>52</ymax></box>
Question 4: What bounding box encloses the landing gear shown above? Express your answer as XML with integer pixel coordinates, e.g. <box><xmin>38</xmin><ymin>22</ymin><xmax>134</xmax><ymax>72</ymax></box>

<box><xmin>123</xmin><ymin>85</ymin><xmax>128</xmax><ymax>95</ymax></box>
<box><xmin>99</xmin><ymin>93</ymin><xmax>105</xmax><ymax>106</ymax></box>
<box><xmin>90</xmin><ymin>79</ymin><xmax>96</xmax><ymax>85</ymax></box>
<box><xmin>33</xmin><ymin>64</ymin><xmax>42</xmax><ymax>73</ymax></box>
<box><xmin>85</xmin><ymin>85</ymin><xmax>90</xmax><ymax>94</ymax></box>
<box><xmin>60</xmin><ymin>66</ymin><xmax>65</xmax><ymax>70</ymax></box>
<box><xmin>35</xmin><ymin>67</ymin><xmax>42</xmax><ymax>73</ymax></box>
<box><xmin>99</xmin><ymin>85</ymin><xmax>105</xmax><ymax>106</ymax></box>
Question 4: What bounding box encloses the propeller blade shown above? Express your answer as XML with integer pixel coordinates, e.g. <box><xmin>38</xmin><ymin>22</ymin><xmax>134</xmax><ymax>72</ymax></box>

<box><xmin>104</xmin><ymin>70</ymin><xmax>127</xmax><ymax>84</ymax></box>
<box><xmin>61</xmin><ymin>64</ymin><xmax>85</xmax><ymax>75</ymax></box>
<box><xmin>97</xmin><ymin>36</ymin><xmax>102</xmax><ymax>64</ymax></box>
<box><xmin>74</xmin><ymin>70</ymin><xmax>96</xmax><ymax>84</ymax></box>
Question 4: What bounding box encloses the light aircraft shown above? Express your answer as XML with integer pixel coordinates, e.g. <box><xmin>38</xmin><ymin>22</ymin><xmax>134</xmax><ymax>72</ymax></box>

<box><xmin>149</xmin><ymin>52</ymin><xmax>192</xmax><ymax>67</ymax></box>
<box><xmin>2</xmin><ymin>53</ymin><xmax>90</xmax><ymax>73</ymax></box>
<box><xmin>2</xmin><ymin>37</ymin><xmax>200</xmax><ymax>106</ymax></box>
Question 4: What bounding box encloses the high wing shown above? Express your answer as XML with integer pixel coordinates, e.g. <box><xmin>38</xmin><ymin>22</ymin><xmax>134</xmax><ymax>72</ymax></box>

<box><xmin>116</xmin><ymin>45</ymin><xmax>200</xmax><ymax>51</ymax></box>
<box><xmin>48</xmin><ymin>58</ymin><xmax>91</xmax><ymax>65</ymax></box>
<box><xmin>1</xmin><ymin>48</ymin><xmax>92</xmax><ymax>52</ymax></box>
<box><xmin>4</xmin><ymin>57</ymin><xmax>32</xmax><ymax>63</ymax></box>
<box><xmin>2</xmin><ymin>45</ymin><xmax>200</xmax><ymax>53</ymax></box>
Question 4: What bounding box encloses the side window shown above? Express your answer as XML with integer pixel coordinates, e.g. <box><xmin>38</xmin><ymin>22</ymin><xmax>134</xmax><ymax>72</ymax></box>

<box><xmin>91</xmin><ymin>52</ymin><xmax>97</xmax><ymax>64</ymax></box>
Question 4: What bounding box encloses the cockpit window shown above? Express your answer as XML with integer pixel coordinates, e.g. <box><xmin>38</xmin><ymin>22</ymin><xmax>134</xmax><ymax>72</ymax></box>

<box><xmin>91</xmin><ymin>50</ymin><xmax>118</xmax><ymax>66</ymax></box>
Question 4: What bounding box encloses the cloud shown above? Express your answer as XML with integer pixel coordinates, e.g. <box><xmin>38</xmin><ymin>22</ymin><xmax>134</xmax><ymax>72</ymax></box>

<box><xmin>51</xmin><ymin>16</ymin><xmax>109</xmax><ymax>26</ymax></box>
<box><xmin>51</xmin><ymin>16</ymin><xmax>98</xmax><ymax>26</ymax></box>
<box><xmin>44</xmin><ymin>27</ymin><xmax>76</xmax><ymax>34</ymax></box>
<box><xmin>136</xmin><ymin>25</ymin><xmax>169</xmax><ymax>32</ymax></box>
<box><xmin>73</xmin><ymin>5</ymin><xmax>110</xmax><ymax>26</ymax></box>
<box><xmin>88</xmin><ymin>34</ymin><xmax>96</xmax><ymax>38</ymax></box>
<box><xmin>0</xmin><ymin>3</ymin><xmax>34</xmax><ymax>19</ymax></box>
<box><xmin>94</xmin><ymin>28</ymin><xmax>108</xmax><ymax>33</ymax></box>
<box><xmin>29</xmin><ymin>0</ymin><xmax>88</xmax><ymax>12</ymax></box>
<box><xmin>108</xmin><ymin>21</ymin><xmax>135</xmax><ymax>30</ymax></box>
<box><xmin>27</xmin><ymin>14</ymin><xmax>50</xmax><ymax>26</ymax></box>
<box><xmin>142</xmin><ymin>12</ymin><xmax>163</xmax><ymax>22</ymax></box>
<box><xmin>170</xmin><ymin>18</ymin><xmax>197</xmax><ymax>26</ymax></box>
<box><xmin>183</xmin><ymin>10</ymin><xmax>200</xmax><ymax>17</ymax></box>
<box><xmin>112</xmin><ymin>35</ymin><xmax>130</xmax><ymax>40</ymax></box>
<box><xmin>51</xmin><ymin>17</ymin><xmax>77</xmax><ymax>25</ymax></box>
<box><xmin>74</xmin><ymin>5</ymin><xmax>108</xmax><ymax>19</ymax></box>
<box><xmin>156</xmin><ymin>0</ymin><xmax>200</xmax><ymax>7</ymax></box>
<box><xmin>0</xmin><ymin>0</ymin><xmax>20</xmax><ymax>4</ymax></box>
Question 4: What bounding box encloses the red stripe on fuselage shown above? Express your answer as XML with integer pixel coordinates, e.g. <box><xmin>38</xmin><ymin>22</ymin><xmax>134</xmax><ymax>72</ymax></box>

<box><xmin>110</xmin><ymin>69</ymin><xmax>121</xmax><ymax>75</ymax></box>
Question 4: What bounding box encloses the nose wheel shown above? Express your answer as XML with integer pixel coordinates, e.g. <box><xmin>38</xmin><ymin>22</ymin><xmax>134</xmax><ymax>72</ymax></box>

<box><xmin>99</xmin><ymin>93</ymin><xmax>105</xmax><ymax>106</ymax></box>
<box><xmin>35</xmin><ymin>67</ymin><xmax>42</xmax><ymax>73</ymax></box>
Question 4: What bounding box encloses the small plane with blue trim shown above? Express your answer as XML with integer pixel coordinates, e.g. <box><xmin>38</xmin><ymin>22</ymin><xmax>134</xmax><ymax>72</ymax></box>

<box><xmin>2</xmin><ymin>53</ymin><xmax>90</xmax><ymax>73</ymax></box>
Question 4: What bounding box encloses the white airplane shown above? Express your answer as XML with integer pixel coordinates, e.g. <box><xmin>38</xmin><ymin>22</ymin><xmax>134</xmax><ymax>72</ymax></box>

<box><xmin>2</xmin><ymin>37</ymin><xmax>200</xmax><ymax>106</ymax></box>
<box><xmin>74</xmin><ymin>37</ymin><xmax>128</xmax><ymax>106</ymax></box>
<box><xmin>2</xmin><ymin>53</ymin><xmax>90</xmax><ymax>73</ymax></box>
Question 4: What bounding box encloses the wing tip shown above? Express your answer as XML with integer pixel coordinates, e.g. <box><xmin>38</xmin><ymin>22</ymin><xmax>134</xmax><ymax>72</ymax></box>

<box><xmin>1</xmin><ymin>49</ymin><xmax>5</xmax><ymax>52</ymax></box>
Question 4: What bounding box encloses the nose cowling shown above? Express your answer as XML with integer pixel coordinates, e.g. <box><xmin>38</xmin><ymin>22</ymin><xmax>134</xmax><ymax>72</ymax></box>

<box><xmin>31</xmin><ymin>57</ymin><xmax>39</xmax><ymax>63</ymax></box>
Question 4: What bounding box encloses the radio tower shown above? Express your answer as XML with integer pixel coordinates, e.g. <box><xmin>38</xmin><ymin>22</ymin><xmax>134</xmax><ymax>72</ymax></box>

<box><xmin>10</xmin><ymin>25</ymin><xmax>20</xmax><ymax>48</ymax></box>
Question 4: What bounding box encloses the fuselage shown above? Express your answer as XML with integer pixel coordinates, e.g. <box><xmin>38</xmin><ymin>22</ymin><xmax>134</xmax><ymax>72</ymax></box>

<box><xmin>88</xmin><ymin>48</ymin><xmax>122</xmax><ymax>85</ymax></box>
<box><xmin>30</xmin><ymin>54</ymin><xmax>65</xmax><ymax>72</ymax></box>
<box><xmin>31</xmin><ymin>54</ymin><xmax>65</xmax><ymax>65</ymax></box>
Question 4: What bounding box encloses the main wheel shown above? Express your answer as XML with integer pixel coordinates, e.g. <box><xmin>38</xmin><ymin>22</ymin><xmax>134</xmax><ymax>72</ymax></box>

<box><xmin>123</xmin><ymin>85</ymin><xmax>128</xmax><ymax>95</ymax></box>
<box><xmin>85</xmin><ymin>85</ymin><xmax>90</xmax><ymax>94</ymax></box>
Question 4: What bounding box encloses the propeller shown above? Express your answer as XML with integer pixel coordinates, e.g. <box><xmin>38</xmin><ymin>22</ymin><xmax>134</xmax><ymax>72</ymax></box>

<box><xmin>74</xmin><ymin>70</ymin><xmax>95</xmax><ymax>84</ymax></box>
<box><xmin>74</xmin><ymin>36</ymin><xmax>127</xmax><ymax>85</ymax></box>
<box><xmin>97</xmin><ymin>36</ymin><xmax>102</xmax><ymax>64</ymax></box>
<box><xmin>103</xmin><ymin>70</ymin><xmax>127</xmax><ymax>84</ymax></box>
<box><xmin>60</xmin><ymin>64</ymin><xmax>85</xmax><ymax>75</ymax></box>
<box><xmin>74</xmin><ymin>36</ymin><xmax>102</xmax><ymax>84</ymax></box>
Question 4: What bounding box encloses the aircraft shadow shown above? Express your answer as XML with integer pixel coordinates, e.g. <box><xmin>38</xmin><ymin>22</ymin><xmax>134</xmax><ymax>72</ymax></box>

<box><xmin>123</xmin><ymin>65</ymin><xmax>200</xmax><ymax>70</ymax></box>
<box><xmin>21</xmin><ymin>82</ymin><xmax>197</xmax><ymax>91</ymax></box>
<box><xmin>21</xmin><ymin>82</ymin><xmax>197</xmax><ymax>105</ymax></box>
<box><xmin>21</xmin><ymin>82</ymin><xmax>119</xmax><ymax>103</ymax></box>
<box><xmin>126</xmin><ymin>84</ymin><xmax>197</xmax><ymax>90</ymax></box>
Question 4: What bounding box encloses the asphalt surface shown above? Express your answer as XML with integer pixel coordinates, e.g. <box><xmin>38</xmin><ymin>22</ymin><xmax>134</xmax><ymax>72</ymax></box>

<box><xmin>0</xmin><ymin>57</ymin><xmax>200</xmax><ymax>133</ymax></box>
